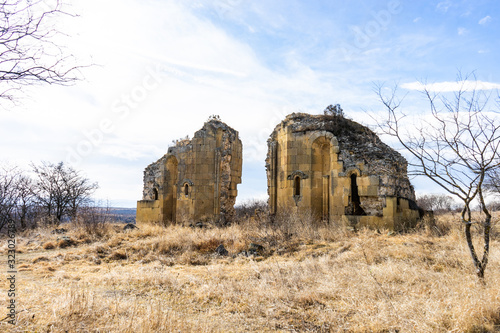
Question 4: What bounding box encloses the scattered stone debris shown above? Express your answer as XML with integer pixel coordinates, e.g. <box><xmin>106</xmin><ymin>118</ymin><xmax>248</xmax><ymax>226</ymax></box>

<box><xmin>56</xmin><ymin>236</ymin><xmax>74</xmax><ymax>248</ymax></box>
<box><xmin>249</xmin><ymin>243</ymin><xmax>264</xmax><ymax>254</ymax></box>
<box><xmin>123</xmin><ymin>223</ymin><xmax>138</xmax><ymax>231</ymax></box>
<box><xmin>239</xmin><ymin>243</ymin><xmax>265</xmax><ymax>257</ymax></box>
<box><xmin>215</xmin><ymin>244</ymin><xmax>228</xmax><ymax>256</ymax></box>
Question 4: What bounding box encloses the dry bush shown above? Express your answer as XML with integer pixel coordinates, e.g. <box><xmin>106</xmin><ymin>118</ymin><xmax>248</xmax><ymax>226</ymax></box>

<box><xmin>56</xmin><ymin>237</ymin><xmax>76</xmax><ymax>248</ymax></box>
<box><xmin>42</xmin><ymin>241</ymin><xmax>55</xmax><ymax>250</ymax></box>
<box><xmin>235</xmin><ymin>207</ymin><xmax>345</xmax><ymax>248</ymax></box>
<box><xmin>109</xmin><ymin>250</ymin><xmax>128</xmax><ymax>260</ymax></box>
<box><xmin>234</xmin><ymin>199</ymin><xmax>268</xmax><ymax>221</ymax></box>
<box><xmin>73</xmin><ymin>204</ymin><xmax>113</xmax><ymax>240</ymax></box>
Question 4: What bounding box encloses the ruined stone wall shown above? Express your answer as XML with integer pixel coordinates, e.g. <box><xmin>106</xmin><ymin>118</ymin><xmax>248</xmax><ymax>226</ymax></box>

<box><xmin>266</xmin><ymin>112</ymin><xmax>419</xmax><ymax>230</ymax></box>
<box><xmin>136</xmin><ymin>118</ymin><xmax>242</xmax><ymax>225</ymax></box>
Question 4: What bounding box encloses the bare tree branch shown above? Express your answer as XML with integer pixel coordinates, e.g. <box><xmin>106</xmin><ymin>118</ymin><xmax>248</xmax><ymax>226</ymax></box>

<box><xmin>0</xmin><ymin>0</ymin><xmax>84</xmax><ymax>101</ymax></box>
<box><xmin>374</xmin><ymin>73</ymin><xmax>500</xmax><ymax>278</ymax></box>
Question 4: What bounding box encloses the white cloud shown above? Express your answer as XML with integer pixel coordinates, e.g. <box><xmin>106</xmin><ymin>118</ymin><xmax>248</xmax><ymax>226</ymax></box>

<box><xmin>479</xmin><ymin>15</ymin><xmax>492</xmax><ymax>25</ymax></box>
<box><xmin>3</xmin><ymin>0</ymin><xmax>499</xmax><ymax>206</ymax></box>
<box><xmin>457</xmin><ymin>27</ymin><xmax>467</xmax><ymax>35</ymax></box>
<box><xmin>401</xmin><ymin>80</ymin><xmax>500</xmax><ymax>92</ymax></box>
<box><xmin>3</xmin><ymin>0</ymin><xmax>360</xmax><ymax>206</ymax></box>
<box><xmin>436</xmin><ymin>1</ymin><xmax>452</xmax><ymax>13</ymax></box>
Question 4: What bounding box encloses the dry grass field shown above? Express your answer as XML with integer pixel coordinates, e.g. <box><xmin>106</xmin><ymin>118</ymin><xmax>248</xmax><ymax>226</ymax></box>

<box><xmin>1</xmin><ymin>212</ymin><xmax>500</xmax><ymax>332</ymax></box>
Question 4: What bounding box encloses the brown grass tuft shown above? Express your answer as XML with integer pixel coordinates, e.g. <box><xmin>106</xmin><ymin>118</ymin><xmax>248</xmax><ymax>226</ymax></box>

<box><xmin>2</xmin><ymin>212</ymin><xmax>500</xmax><ymax>332</ymax></box>
<box><xmin>32</xmin><ymin>255</ymin><xmax>49</xmax><ymax>263</ymax></box>
<box><xmin>57</xmin><ymin>237</ymin><xmax>75</xmax><ymax>248</ymax></box>
<box><xmin>42</xmin><ymin>241</ymin><xmax>56</xmax><ymax>250</ymax></box>
<box><xmin>109</xmin><ymin>249</ymin><xmax>128</xmax><ymax>260</ymax></box>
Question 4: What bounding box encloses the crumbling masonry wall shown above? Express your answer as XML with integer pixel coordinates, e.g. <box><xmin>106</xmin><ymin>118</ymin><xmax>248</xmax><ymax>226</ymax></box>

<box><xmin>266</xmin><ymin>112</ymin><xmax>419</xmax><ymax>231</ymax></box>
<box><xmin>136</xmin><ymin>118</ymin><xmax>242</xmax><ymax>225</ymax></box>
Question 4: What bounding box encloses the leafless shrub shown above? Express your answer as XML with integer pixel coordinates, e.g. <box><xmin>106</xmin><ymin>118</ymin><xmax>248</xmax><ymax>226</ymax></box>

<box><xmin>488</xmin><ymin>201</ymin><xmax>500</xmax><ymax>212</ymax></box>
<box><xmin>417</xmin><ymin>193</ymin><xmax>457</xmax><ymax>214</ymax></box>
<box><xmin>234</xmin><ymin>199</ymin><xmax>268</xmax><ymax>222</ymax></box>
<box><xmin>0</xmin><ymin>164</ymin><xmax>37</xmax><ymax>232</ymax></box>
<box><xmin>73</xmin><ymin>201</ymin><xmax>112</xmax><ymax>238</ymax></box>
<box><xmin>273</xmin><ymin>207</ymin><xmax>322</xmax><ymax>240</ymax></box>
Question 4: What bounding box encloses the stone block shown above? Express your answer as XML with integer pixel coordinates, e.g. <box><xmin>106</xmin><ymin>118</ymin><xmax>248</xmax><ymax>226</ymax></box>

<box><xmin>296</xmin><ymin>154</ymin><xmax>309</xmax><ymax>164</ymax></box>
<box><xmin>368</xmin><ymin>175</ymin><xmax>380</xmax><ymax>185</ymax></box>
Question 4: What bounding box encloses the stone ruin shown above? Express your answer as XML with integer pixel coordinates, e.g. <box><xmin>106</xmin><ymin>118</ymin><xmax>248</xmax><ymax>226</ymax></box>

<box><xmin>137</xmin><ymin>108</ymin><xmax>420</xmax><ymax>231</ymax></box>
<box><xmin>136</xmin><ymin>116</ymin><xmax>242</xmax><ymax>225</ymax></box>
<box><xmin>265</xmin><ymin>112</ymin><xmax>420</xmax><ymax>231</ymax></box>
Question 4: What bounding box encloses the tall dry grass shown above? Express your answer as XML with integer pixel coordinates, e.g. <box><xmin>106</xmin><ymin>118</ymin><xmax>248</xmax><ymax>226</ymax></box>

<box><xmin>1</xmin><ymin>211</ymin><xmax>499</xmax><ymax>332</ymax></box>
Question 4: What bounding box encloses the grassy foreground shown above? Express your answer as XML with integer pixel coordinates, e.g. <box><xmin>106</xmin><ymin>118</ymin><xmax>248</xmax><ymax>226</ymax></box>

<box><xmin>1</xmin><ymin>213</ymin><xmax>500</xmax><ymax>332</ymax></box>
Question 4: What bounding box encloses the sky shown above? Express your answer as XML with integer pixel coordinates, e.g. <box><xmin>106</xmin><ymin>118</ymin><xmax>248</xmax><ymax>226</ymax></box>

<box><xmin>1</xmin><ymin>0</ymin><xmax>499</xmax><ymax>207</ymax></box>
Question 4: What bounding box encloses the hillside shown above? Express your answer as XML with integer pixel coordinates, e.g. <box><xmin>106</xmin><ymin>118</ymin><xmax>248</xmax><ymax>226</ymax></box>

<box><xmin>0</xmin><ymin>212</ymin><xmax>499</xmax><ymax>332</ymax></box>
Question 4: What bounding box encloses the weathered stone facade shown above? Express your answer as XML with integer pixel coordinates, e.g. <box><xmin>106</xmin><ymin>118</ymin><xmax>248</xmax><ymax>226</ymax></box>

<box><xmin>136</xmin><ymin>117</ymin><xmax>242</xmax><ymax>225</ymax></box>
<box><xmin>266</xmin><ymin>112</ymin><xmax>419</xmax><ymax>230</ymax></box>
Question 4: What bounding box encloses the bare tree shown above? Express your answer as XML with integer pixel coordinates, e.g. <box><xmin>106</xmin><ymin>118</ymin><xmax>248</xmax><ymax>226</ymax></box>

<box><xmin>0</xmin><ymin>165</ymin><xmax>21</xmax><ymax>230</ymax></box>
<box><xmin>486</xmin><ymin>168</ymin><xmax>500</xmax><ymax>212</ymax></box>
<box><xmin>375</xmin><ymin>74</ymin><xmax>500</xmax><ymax>278</ymax></box>
<box><xmin>324</xmin><ymin>104</ymin><xmax>344</xmax><ymax>117</ymax></box>
<box><xmin>31</xmin><ymin>161</ymin><xmax>98</xmax><ymax>224</ymax></box>
<box><xmin>13</xmin><ymin>172</ymin><xmax>35</xmax><ymax>229</ymax></box>
<box><xmin>417</xmin><ymin>194</ymin><xmax>455</xmax><ymax>214</ymax></box>
<box><xmin>0</xmin><ymin>165</ymin><xmax>37</xmax><ymax>231</ymax></box>
<box><xmin>485</xmin><ymin>168</ymin><xmax>500</xmax><ymax>193</ymax></box>
<box><xmin>0</xmin><ymin>0</ymin><xmax>81</xmax><ymax>101</ymax></box>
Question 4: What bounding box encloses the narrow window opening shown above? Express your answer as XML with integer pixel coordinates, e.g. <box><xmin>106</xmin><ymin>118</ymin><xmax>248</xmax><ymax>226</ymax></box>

<box><xmin>184</xmin><ymin>184</ymin><xmax>189</xmax><ymax>196</ymax></box>
<box><xmin>350</xmin><ymin>174</ymin><xmax>365</xmax><ymax>215</ymax></box>
<box><xmin>153</xmin><ymin>188</ymin><xmax>158</xmax><ymax>201</ymax></box>
<box><xmin>294</xmin><ymin>176</ymin><xmax>301</xmax><ymax>196</ymax></box>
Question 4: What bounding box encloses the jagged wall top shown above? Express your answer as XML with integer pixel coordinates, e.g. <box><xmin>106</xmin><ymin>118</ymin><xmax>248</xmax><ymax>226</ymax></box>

<box><xmin>267</xmin><ymin>112</ymin><xmax>414</xmax><ymax>200</ymax></box>
<box><xmin>268</xmin><ymin>112</ymin><xmax>408</xmax><ymax>174</ymax></box>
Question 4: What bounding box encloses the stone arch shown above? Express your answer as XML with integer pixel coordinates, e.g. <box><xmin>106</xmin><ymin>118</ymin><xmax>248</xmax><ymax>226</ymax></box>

<box><xmin>346</xmin><ymin>168</ymin><xmax>361</xmax><ymax>177</ymax></box>
<box><xmin>164</xmin><ymin>155</ymin><xmax>178</xmax><ymax>223</ymax></box>
<box><xmin>308</xmin><ymin>131</ymin><xmax>339</xmax><ymax>155</ymax></box>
